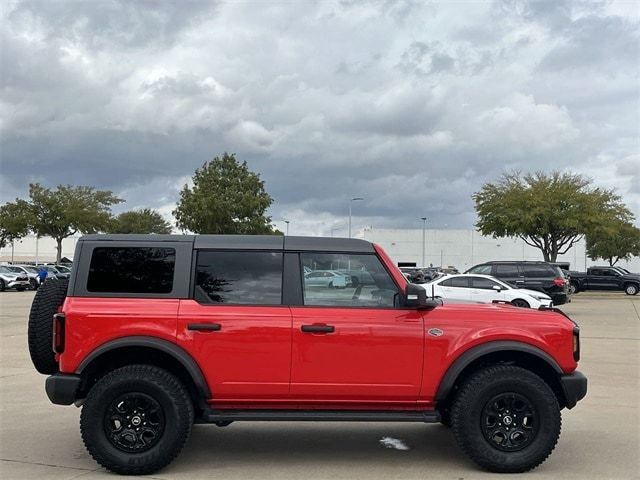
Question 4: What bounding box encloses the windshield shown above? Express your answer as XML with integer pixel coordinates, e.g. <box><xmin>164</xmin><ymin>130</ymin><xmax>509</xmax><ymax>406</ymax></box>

<box><xmin>6</xmin><ymin>266</ymin><xmax>23</xmax><ymax>273</ymax></box>
<box><xmin>21</xmin><ymin>266</ymin><xmax>39</xmax><ymax>273</ymax></box>
<box><xmin>0</xmin><ymin>266</ymin><xmax>13</xmax><ymax>274</ymax></box>
<box><xmin>56</xmin><ymin>265</ymin><xmax>71</xmax><ymax>273</ymax></box>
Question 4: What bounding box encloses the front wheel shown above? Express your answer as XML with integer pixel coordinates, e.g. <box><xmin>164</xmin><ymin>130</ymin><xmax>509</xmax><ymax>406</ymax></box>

<box><xmin>511</xmin><ymin>299</ymin><xmax>530</xmax><ymax>308</ymax></box>
<box><xmin>80</xmin><ymin>365</ymin><xmax>194</xmax><ymax>475</ymax></box>
<box><xmin>569</xmin><ymin>282</ymin><xmax>579</xmax><ymax>295</ymax></box>
<box><xmin>624</xmin><ymin>283</ymin><xmax>639</xmax><ymax>296</ymax></box>
<box><xmin>451</xmin><ymin>365</ymin><xmax>561</xmax><ymax>473</ymax></box>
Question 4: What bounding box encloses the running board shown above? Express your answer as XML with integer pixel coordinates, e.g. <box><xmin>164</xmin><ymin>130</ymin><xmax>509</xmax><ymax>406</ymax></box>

<box><xmin>200</xmin><ymin>409</ymin><xmax>440</xmax><ymax>423</ymax></box>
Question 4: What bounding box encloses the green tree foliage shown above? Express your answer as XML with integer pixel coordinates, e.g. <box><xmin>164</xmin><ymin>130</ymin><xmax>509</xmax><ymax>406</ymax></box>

<box><xmin>6</xmin><ymin>184</ymin><xmax>123</xmax><ymax>262</ymax></box>
<box><xmin>173</xmin><ymin>153</ymin><xmax>277</xmax><ymax>234</ymax></box>
<box><xmin>109</xmin><ymin>208</ymin><xmax>172</xmax><ymax>234</ymax></box>
<box><xmin>473</xmin><ymin>171</ymin><xmax>634</xmax><ymax>262</ymax></box>
<box><xmin>586</xmin><ymin>221</ymin><xmax>640</xmax><ymax>266</ymax></box>
<box><xmin>0</xmin><ymin>202</ymin><xmax>30</xmax><ymax>249</ymax></box>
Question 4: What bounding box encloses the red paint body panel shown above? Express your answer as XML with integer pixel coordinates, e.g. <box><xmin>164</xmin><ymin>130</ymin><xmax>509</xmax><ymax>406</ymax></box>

<box><xmin>290</xmin><ymin>307</ymin><xmax>423</xmax><ymax>403</ymax></box>
<box><xmin>59</xmin><ymin>297</ymin><xmax>179</xmax><ymax>373</ymax></box>
<box><xmin>176</xmin><ymin>300</ymin><xmax>292</xmax><ymax>400</ymax></box>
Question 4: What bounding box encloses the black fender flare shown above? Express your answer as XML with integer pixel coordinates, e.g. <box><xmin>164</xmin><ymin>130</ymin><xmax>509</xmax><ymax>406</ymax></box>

<box><xmin>76</xmin><ymin>336</ymin><xmax>211</xmax><ymax>398</ymax></box>
<box><xmin>434</xmin><ymin>341</ymin><xmax>563</xmax><ymax>402</ymax></box>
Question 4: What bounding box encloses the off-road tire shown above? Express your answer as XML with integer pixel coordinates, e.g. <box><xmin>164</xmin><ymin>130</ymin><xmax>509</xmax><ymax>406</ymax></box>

<box><xmin>0</xmin><ymin>279</ymin><xmax>5</xmax><ymax>292</ymax></box>
<box><xmin>451</xmin><ymin>365</ymin><xmax>561</xmax><ymax>473</ymax></box>
<box><xmin>624</xmin><ymin>283</ymin><xmax>639</xmax><ymax>296</ymax></box>
<box><xmin>511</xmin><ymin>299</ymin><xmax>530</xmax><ymax>308</ymax></box>
<box><xmin>80</xmin><ymin>365</ymin><xmax>194</xmax><ymax>475</ymax></box>
<box><xmin>28</xmin><ymin>278</ymin><xmax>68</xmax><ymax>374</ymax></box>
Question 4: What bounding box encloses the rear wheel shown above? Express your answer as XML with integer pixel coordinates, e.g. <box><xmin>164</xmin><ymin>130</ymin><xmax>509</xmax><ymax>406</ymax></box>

<box><xmin>80</xmin><ymin>365</ymin><xmax>194</xmax><ymax>475</ymax></box>
<box><xmin>511</xmin><ymin>299</ymin><xmax>530</xmax><ymax>308</ymax></box>
<box><xmin>451</xmin><ymin>365</ymin><xmax>561</xmax><ymax>473</ymax></box>
<box><xmin>569</xmin><ymin>282</ymin><xmax>579</xmax><ymax>294</ymax></box>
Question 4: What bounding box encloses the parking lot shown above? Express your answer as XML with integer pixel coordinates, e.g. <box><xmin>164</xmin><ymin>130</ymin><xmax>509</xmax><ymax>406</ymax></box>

<box><xmin>1</xmin><ymin>291</ymin><xmax>638</xmax><ymax>480</ymax></box>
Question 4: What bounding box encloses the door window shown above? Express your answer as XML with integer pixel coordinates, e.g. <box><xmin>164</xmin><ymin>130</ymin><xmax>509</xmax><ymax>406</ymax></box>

<box><xmin>300</xmin><ymin>253</ymin><xmax>398</xmax><ymax>307</ymax></box>
<box><xmin>195</xmin><ymin>251</ymin><xmax>283</xmax><ymax>305</ymax></box>
<box><xmin>494</xmin><ymin>264</ymin><xmax>521</xmax><ymax>277</ymax></box>
<box><xmin>470</xmin><ymin>276</ymin><xmax>501</xmax><ymax>289</ymax></box>
<box><xmin>440</xmin><ymin>277</ymin><xmax>470</xmax><ymax>288</ymax></box>
<box><xmin>523</xmin><ymin>264</ymin><xmax>554</xmax><ymax>278</ymax></box>
<box><xmin>468</xmin><ymin>265</ymin><xmax>492</xmax><ymax>274</ymax></box>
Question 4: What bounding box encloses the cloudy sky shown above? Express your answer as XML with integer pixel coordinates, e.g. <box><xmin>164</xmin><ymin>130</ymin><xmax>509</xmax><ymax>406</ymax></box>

<box><xmin>2</xmin><ymin>0</ymin><xmax>639</xmax><ymax>236</ymax></box>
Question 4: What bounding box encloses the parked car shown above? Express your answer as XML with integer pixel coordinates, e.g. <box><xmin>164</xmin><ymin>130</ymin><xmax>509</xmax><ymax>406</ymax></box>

<box><xmin>40</xmin><ymin>265</ymin><xmax>70</xmax><ymax>280</ymax></box>
<box><xmin>304</xmin><ymin>270</ymin><xmax>352</xmax><ymax>288</ymax></box>
<box><xmin>5</xmin><ymin>265</ymin><xmax>39</xmax><ymax>289</ymax></box>
<box><xmin>424</xmin><ymin>274</ymin><xmax>553</xmax><ymax>309</ymax></box>
<box><xmin>569</xmin><ymin>266</ymin><xmax>640</xmax><ymax>295</ymax></box>
<box><xmin>466</xmin><ymin>261</ymin><xmax>570</xmax><ymax>305</ymax></box>
<box><xmin>29</xmin><ymin>234</ymin><xmax>586</xmax><ymax>475</ymax></box>
<box><xmin>0</xmin><ymin>266</ymin><xmax>30</xmax><ymax>291</ymax></box>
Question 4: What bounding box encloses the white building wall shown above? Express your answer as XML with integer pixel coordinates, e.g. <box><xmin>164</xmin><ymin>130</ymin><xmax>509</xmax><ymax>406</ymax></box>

<box><xmin>0</xmin><ymin>235</ymin><xmax>81</xmax><ymax>263</ymax></box>
<box><xmin>358</xmin><ymin>227</ymin><xmax>640</xmax><ymax>272</ymax></box>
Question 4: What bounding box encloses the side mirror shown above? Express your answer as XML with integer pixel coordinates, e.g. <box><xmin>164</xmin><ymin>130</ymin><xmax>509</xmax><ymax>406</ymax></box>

<box><xmin>492</xmin><ymin>285</ymin><xmax>502</xmax><ymax>291</ymax></box>
<box><xmin>404</xmin><ymin>283</ymin><xmax>441</xmax><ymax>309</ymax></box>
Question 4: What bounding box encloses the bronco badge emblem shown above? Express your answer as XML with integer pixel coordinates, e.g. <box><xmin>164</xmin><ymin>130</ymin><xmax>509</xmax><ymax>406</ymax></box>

<box><xmin>428</xmin><ymin>328</ymin><xmax>444</xmax><ymax>337</ymax></box>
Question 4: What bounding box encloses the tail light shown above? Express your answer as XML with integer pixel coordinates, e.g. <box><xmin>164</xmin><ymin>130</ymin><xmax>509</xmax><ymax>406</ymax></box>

<box><xmin>553</xmin><ymin>277</ymin><xmax>566</xmax><ymax>287</ymax></box>
<box><xmin>52</xmin><ymin>313</ymin><xmax>65</xmax><ymax>354</ymax></box>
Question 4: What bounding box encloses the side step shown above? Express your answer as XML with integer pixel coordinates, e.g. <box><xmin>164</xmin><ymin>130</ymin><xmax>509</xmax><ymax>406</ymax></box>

<box><xmin>200</xmin><ymin>409</ymin><xmax>440</xmax><ymax>423</ymax></box>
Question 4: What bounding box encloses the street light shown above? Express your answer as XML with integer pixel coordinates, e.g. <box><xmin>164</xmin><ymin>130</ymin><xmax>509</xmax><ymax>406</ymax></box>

<box><xmin>284</xmin><ymin>220</ymin><xmax>290</xmax><ymax>236</ymax></box>
<box><xmin>348</xmin><ymin>197</ymin><xmax>364</xmax><ymax>238</ymax></box>
<box><xmin>421</xmin><ymin>217</ymin><xmax>427</xmax><ymax>267</ymax></box>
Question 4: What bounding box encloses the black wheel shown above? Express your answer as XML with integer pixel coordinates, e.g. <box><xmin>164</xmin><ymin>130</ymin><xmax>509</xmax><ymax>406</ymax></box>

<box><xmin>569</xmin><ymin>282</ymin><xmax>579</xmax><ymax>295</ymax></box>
<box><xmin>0</xmin><ymin>279</ymin><xmax>5</xmax><ymax>292</ymax></box>
<box><xmin>29</xmin><ymin>278</ymin><xmax>38</xmax><ymax>290</ymax></box>
<box><xmin>511</xmin><ymin>299</ymin><xmax>530</xmax><ymax>308</ymax></box>
<box><xmin>328</xmin><ymin>281</ymin><xmax>333</xmax><ymax>289</ymax></box>
<box><xmin>624</xmin><ymin>283</ymin><xmax>639</xmax><ymax>296</ymax></box>
<box><xmin>451</xmin><ymin>365</ymin><xmax>561</xmax><ymax>473</ymax></box>
<box><xmin>16</xmin><ymin>286</ymin><xmax>26</xmax><ymax>292</ymax></box>
<box><xmin>28</xmin><ymin>278</ymin><xmax>68</xmax><ymax>374</ymax></box>
<box><xmin>81</xmin><ymin>365</ymin><xmax>194</xmax><ymax>475</ymax></box>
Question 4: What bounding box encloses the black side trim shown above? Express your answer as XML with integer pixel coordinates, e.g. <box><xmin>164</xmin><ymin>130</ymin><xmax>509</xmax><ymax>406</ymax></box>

<box><xmin>559</xmin><ymin>371</ymin><xmax>587</xmax><ymax>409</ymax></box>
<box><xmin>434</xmin><ymin>341</ymin><xmax>564</xmax><ymax>402</ymax></box>
<box><xmin>46</xmin><ymin>373</ymin><xmax>81</xmax><ymax>405</ymax></box>
<box><xmin>76</xmin><ymin>336</ymin><xmax>211</xmax><ymax>398</ymax></box>
<box><xmin>282</xmin><ymin>252</ymin><xmax>303</xmax><ymax>306</ymax></box>
<box><xmin>200</xmin><ymin>409</ymin><xmax>440</xmax><ymax>423</ymax></box>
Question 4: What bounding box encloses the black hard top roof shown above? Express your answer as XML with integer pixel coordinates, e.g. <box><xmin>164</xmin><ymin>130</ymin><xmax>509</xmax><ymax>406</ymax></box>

<box><xmin>78</xmin><ymin>234</ymin><xmax>374</xmax><ymax>253</ymax></box>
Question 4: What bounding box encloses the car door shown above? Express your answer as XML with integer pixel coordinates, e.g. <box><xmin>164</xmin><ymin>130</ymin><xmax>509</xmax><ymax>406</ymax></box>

<box><xmin>290</xmin><ymin>252</ymin><xmax>423</xmax><ymax>404</ymax></box>
<box><xmin>600</xmin><ymin>268</ymin><xmax>623</xmax><ymax>290</ymax></box>
<box><xmin>437</xmin><ymin>277</ymin><xmax>471</xmax><ymax>301</ymax></box>
<box><xmin>469</xmin><ymin>276</ymin><xmax>505</xmax><ymax>303</ymax></box>
<box><xmin>177</xmin><ymin>249</ymin><xmax>292</xmax><ymax>402</ymax></box>
<box><xmin>521</xmin><ymin>264</ymin><xmax>554</xmax><ymax>293</ymax></box>
<box><xmin>587</xmin><ymin>268</ymin><xmax>608</xmax><ymax>289</ymax></box>
<box><xmin>493</xmin><ymin>263</ymin><xmax>525</xmax><ymax>289</ymax></box>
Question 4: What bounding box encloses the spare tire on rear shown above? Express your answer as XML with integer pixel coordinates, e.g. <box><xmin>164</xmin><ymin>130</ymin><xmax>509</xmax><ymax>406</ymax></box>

<box><xmin>28</xmin><ymin>278</ymin><xmax>68</xmax><ymax>374</ymax></box>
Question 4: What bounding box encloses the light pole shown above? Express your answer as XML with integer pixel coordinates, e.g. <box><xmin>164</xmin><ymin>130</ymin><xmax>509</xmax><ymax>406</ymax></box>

<box><xmin>348</xmin><ymin>197</ymin><xmax>364</xmax><ymax>238</ymax></box>
<box><xmin>421</xmin><ymin>217</ymin><xmax>427</xmax><ymax>267</ymax></box>
<box><xmin>284</xmin><ymin>220</ymin><xmax>290</xmax><ymax>236</ymax></box>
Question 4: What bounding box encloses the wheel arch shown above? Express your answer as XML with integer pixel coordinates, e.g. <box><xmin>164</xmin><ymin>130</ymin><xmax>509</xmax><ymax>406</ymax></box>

<box><xmin>76</xmin><ymin>336</ymin><xmax>211</xmax><ymax>410</ymax></box>
<box><xmin>435</xmin><ymin>341</ymin><xmax>568</xmax><ymax>409</ymax></box>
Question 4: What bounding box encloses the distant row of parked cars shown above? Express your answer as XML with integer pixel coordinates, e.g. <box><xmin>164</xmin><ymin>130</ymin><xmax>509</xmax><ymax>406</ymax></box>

<box><xmin>402</xmin><ymin>260</ymin><xmax>639</xmax><ymax>309</ymax></box>
<box><xmin>0</xmin><ymin>264</ymin><xmax>71</xmax><ymax>292</ymax></box>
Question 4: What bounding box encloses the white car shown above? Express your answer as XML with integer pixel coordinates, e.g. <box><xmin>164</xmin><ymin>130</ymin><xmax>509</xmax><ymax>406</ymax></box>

<box><xmin>422</xmin><ymin>273</ymin><xmax>553</xmax><ymax>309</ymax></box>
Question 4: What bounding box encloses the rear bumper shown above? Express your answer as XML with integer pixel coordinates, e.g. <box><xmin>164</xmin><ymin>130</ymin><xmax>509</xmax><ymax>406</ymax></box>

<box><xmin>45</xmin><ymin>374</ymin><xmax>81</xmax><ymax>405</ymax></box>
<box><xmin>550</xmin><ymin>292</ymin><xmax>570</xmax><ymax>305</ymax></box>
<box><xmin>560</xmin><ymin>371</ymin><xmax>587</xmax><ymax>409</ymax></box>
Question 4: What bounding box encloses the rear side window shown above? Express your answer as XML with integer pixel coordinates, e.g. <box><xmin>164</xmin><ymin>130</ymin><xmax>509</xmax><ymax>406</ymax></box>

<box><xmin>195</xmin><ymin>251</ymin><xmax>283</xmax><ymax>305</ymax></box>
<box><xmin>523</xmin><ymin>264</ymin><xmax>554</xmax><ymax>278</ymax></box>
<box><xmin>87</xmin><ymin>247</ymin><xmax>175</xmax><ymax>293</ymax></box>
<box><xmin>494</xmin><ymin>264</ymin><xmax>520</xmax><ymax>277</ymax></box>
<box><xmin>441</xmin><ymin>277</ymin><xmax>470</xmax><ymax>288</ymax></box>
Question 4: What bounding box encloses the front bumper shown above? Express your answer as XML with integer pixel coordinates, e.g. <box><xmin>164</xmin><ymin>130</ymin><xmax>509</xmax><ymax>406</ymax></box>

<box><xmin>8</xmin><ymin>280</ymin><xmax>30</xmax><ymax>289</ymax></box>
<box><xmin>45</xmin><ymin>374</ymin><xmax>81</xmax><ymax>405</ymax></box>
<box><xmin>560</xmin><ymin>371</ymin><xmax>587</xmax><ymax>409</ymax></box>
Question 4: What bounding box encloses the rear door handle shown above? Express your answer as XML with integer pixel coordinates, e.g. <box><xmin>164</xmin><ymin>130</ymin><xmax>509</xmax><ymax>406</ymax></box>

<box><xmin>188</xmin><ymin>323</ymin><xmax>221</xmax><ymax>332</ymax></box>
<box><xmin>301</xmin><ymin>324</ymin><xmax>335</xmax><ymax>334</ymax></box>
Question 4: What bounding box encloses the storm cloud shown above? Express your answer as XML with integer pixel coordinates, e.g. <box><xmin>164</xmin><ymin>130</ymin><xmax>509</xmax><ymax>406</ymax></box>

<box><xmin>1</xmin><ymin>0</ymin><xmax>638</xmax><ymax>236</ymax></box>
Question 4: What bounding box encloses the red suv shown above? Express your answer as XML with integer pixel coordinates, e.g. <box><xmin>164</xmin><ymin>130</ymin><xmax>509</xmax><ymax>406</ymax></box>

<box><xmin>29</xmin><ymin>235</ymin><xmax>586</xmax><ymax>475</ymax></box>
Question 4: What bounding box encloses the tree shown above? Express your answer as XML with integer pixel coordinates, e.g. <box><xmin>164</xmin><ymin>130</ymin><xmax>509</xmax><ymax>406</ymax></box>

<box><xmin>0</xmin><ymin>202</ymin><xmax>30</xmax><ymax>250</ymax></box>
<box><xmin>7</xmin><ymin>184</ymin><xmax>123</xmax><ymax>263</ymax></box>
<box><xmin>473</xmin><ymin>171</ymin><xmax>634</xmax><ymax>262</ymax></box>
<box><xmin>173</xmin><ymin>152</ymin><xmax>277</xmax><ymax>234</ymax></box>
<box><xmin>109</xmin><ymin>209</ymin><xmax>172</xmax><ymax>234</ymax></box>
<box><xmin>586</xmin><ymin>221</ymin><xmax>640</xmax><ymax>266</ymax></box>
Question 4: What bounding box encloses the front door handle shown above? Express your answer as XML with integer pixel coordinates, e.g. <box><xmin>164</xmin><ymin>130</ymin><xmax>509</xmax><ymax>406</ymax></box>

<box><xmin>188</xmin><ymin>323</ymin><xmax>222</xmax><ymax>332</ymax></box>
<box><xmin>301</xmin><ymin>324</ymin><xmax>335</xmax><ymax>334</ymax></box>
